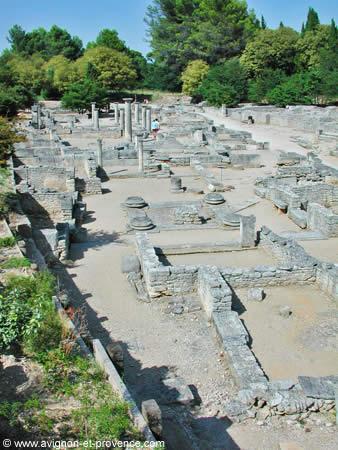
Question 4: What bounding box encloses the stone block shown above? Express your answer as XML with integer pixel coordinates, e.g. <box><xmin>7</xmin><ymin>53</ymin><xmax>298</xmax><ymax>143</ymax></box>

<box><xmin>279</xmin><ymin>306</ymin><xmax>292</xmax><ymax>318</ymax></box>
<box><xmin>141</xmin><ymin>399</ymin><xmax>162</xmax><ymax>436</ymax></box>
<box><xmin>162</xmin><ymin>377</ymin><xmax>194</xmax><ymax>405</ymax></box>
<box><xmin>247</xmin><ymin>288</ymin><xmax>264</xmax><ymax>302</ymax></box>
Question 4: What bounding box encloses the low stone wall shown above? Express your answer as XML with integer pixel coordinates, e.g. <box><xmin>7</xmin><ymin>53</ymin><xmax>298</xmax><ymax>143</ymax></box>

<box><xmin>197</xmin><ymin>266</ymin><xmax>268</xmax><ymax>389</ymax></box>
<box><xmin>197</xmin><ymin>266</ymin><xmax>232</xmax><ymax>318</ymax></box>
<box><xmin>135</xmin><ymin>233</ymin><xmax>198</xmax><ymax>297</ymax></box>
<box><xmin>307</xmin><ymin>203</ymin><xmax>338</xmax><ymax>237</ymax></box>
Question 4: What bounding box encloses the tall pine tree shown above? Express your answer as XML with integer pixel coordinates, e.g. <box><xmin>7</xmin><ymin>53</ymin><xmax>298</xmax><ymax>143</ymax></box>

<box><xmin>261</xmin><ymin>15</ymin><xmax>267</xmax><ymax>29</ymax></box>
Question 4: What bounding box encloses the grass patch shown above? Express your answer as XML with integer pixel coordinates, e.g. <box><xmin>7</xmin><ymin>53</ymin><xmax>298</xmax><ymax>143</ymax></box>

<box><xmin>0</xmin><ymin>256</ymin><xmax>31</xmax><ymax>269</ymax></box>
<box><xmin>0</xmin><ymin>236</ymin><xmax>17</xmax><ymax>248</ymax></box>
<box><xmin>0</xmin><ymin>270</ymin><xmax>140</xmax><ymax>443</ymax></box>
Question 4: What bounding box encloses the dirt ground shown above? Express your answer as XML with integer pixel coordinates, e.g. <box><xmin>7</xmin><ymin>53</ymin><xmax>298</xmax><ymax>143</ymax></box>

<box><xmin>237</xmin><ymin>285</ymin><xmax>338</xmax><ymax>380</ymax></box>
<box><xmin>61</xmin><ymin>108</ymin><xmax>338</xmax><ymax>449</ymax></box>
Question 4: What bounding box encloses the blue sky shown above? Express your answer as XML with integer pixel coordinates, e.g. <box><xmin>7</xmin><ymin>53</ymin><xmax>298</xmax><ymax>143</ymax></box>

<box><xmin>0</xmin><ymin>0</ymin><xmax>337</xmax><ymax>55</ymax></box>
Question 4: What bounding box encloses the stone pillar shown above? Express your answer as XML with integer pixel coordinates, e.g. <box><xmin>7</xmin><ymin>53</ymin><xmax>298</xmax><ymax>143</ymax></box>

<box><xmin>119</xmin><ymin>108</ymin><xmax>125</xmax><ymax>136</ymax></box>
<box><xmin>134</xmin><ymin>102</ymin><xmax>140</xmax><ymax>124</ymax></box>
<box><xmin>114</xmin><ymin>103</ymin><xmax>119</xmax><ymax>125</ymax></box>
<box><xmin>146</xmin><ymin>107</ymin><xmax>152</xmax><ymax>134</ymax></box>
<box><xmin>93</xmin><ymin>108</ymin><xmax>99</xmax><ymax>130</ymax></box>
<box><xmin>240</xmin><ymin>215</ymin><xmax>256</xmax><ymax>248</ymax></box>
<box><xmin>171</xmin><ymin>176</ymin><xmax>182</xmax><ymax>192</ymax></box>
<box><xmin>37</xmin><ymin>104</ymin><xmax>41</xmax><ymax>130</ymax></box>
<box><xmin>141</xmin><ymin>106</ymin><xmax>147</xmax><ymax>129</ymax></box>
<box><xmin>97</xmin><ymin>138</ymin><xmax>103</xmax><ymax>168</ymax></box>
<box><xmin>91</xmin><ymin>102</ymin><xmax>96</xmax><ymax>125</ymax></box>
<box><xmin>123</xmin><ymin>98</ymin><xmax>133</xmax><ymax>142</ymax></box>
<box><xmin>138</xmin><ymin>138</ymin><xmax>144</xmax><ymax>174</ymax></box>
<box><xmin>109</xmin><ymin>102</ymin><xmax>114</xmax><ymax>111</ymax></box>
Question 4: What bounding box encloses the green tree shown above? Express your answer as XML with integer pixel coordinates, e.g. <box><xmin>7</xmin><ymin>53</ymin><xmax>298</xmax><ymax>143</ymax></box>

<box><xmin>296</xmin><ymin>25</ymin><xmax>333</xmax><ymax>70</ymax></box>
<box><xmin>61</xmin><ymin>79</ymin><xmax>108</xmax><ymax>113</ymax></box>
<box><xmin>248</xmin><ymin>69</ymin><xmax>287</xmax><ymax>103</ymax></box>
<box><xmin>240</xmin><ymin>27</ymin><xmax>299</xmax><ymax>77</ymax></box>
<box><xmin>266</xmin><ymin>70</ymin><xmax>322</xmax><ymax>106</ymax></box>
<box><xmin>8</xmin><ymin>54</ymin><xmax>46</xmax><ymax>94</ymax></box>
<box><xmin>7</xmin><ymin>25</ymin><xmax>83</xmax><ymax>60</ymax></box>
<box><xmin>87</xmin><ymin>29</ymin><xmax>127</xmax><ymax>52</ymax></box>
<box><xmin>181</xmin><ymin>60</ymin><xmax>209</xmax><ymax>95</ymax></box>
<box><xmin>0</xmin><ymin>85</ymin><xmax>34</xmax><ymax>116</ymax></box>
<box><xmin>261</xmin><ymin>16</ymin><xmax>267</xmax><ymax>29</ymax></box>
<box><xmin>305</xmin><ymin>7</ymin><xmax>320</xmax><ymax>32</ymax></box>
<box><xmin>0</xmin><ymin>117</ymin><xmax>25</xmax><ymax>161</ymax></box>
<box><xmin>197</xmin><ymin>58</ymin><xmax>247</xmax><ymax>106</ymax></box>
<box><xmin>75</xmin><ymin>47</ymin><xmax>137</xmax><ymax>90</ymax></box>
<box><xmin>43</xmin><ymin>55</ymin><xmax>77</xmax><ymax>95</ymax></box>
<box><xmin>146</xmin><ymin>0</ymin><xmax>259</xmax><ymax>90</ymax></box>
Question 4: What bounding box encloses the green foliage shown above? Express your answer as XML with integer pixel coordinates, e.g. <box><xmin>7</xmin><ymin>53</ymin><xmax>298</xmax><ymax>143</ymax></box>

<box><xmin>181</xmin><ymin>60</ymin><xmax>209</xmax><ymax>95</ymax></box>
<box><xmin>0</xmin><ymin>236</ymin><xmax>16</xmax><ymax>247</ymax></box>
<box><xmin>7</xmin><ymin>25</ymin><xmax>83</xmax><ymax>60</ymax></box>
<box><xmin>305</xmin><ymin>7</ymin><xmax>320</xmax><ymax>32</ymax></box>
<box><xmin>197</xmin><ymin>58</ymin><xmax>247</xmax><ymax>106</ymax></box>
<box><xmin>61</xmin><ymin>79</ymin><xmax>108</xmax><ymax>113</ymax></box>
<box><xmin>266</xmin><ymin>70</ymin><xmax>322</xmax><ymax>106</ymax></box>
<box><xmin>0</xmin><ymin>257</ymin><xmax>31</xmax><ymax>269</ymax></box>
<box><xmin>296</xmin><ymin>25</ymin><xmax>333</xmax><ymax>70</ymax></box>
<box><xmin>0</xmin><ymin>272</ymin><xmax>60</xmax><ymax>351</ymax></box>
<box><xmin>87</xmin><ymin>29</ymin><xmax>127</xmax><ymax>52</ymax></box>
<box><xmin>0</xmin><ymin>117</ymin><xmax>26</xmax><ymax>161</ymax></box>
<box><xmin>43</xmin><ymin>55</ymin><xmax>78</xmax><ymax>95</ymax></box>
<box><xmin>146</xmin><ymin>0</ymin><xmax>259</xmax><ymax>90</ymax></box>
<box><xmin>261</xmin><ymin>16</ymin><xmax>267</xmax><ymax>30</ymax></box>
<box><xmin>248</xmin><ymin>69</ymin><xmax>287</xmax><ymax>103</ymax></box>
<box><xmin>75</xmin><ymin>47</ymin><xmax>137</xmax><ymax>90</ymax></box>
<box><xmin>240</xmin><ymin>27</ymin><xmax>299</xmax><ymax>77</ymax></box>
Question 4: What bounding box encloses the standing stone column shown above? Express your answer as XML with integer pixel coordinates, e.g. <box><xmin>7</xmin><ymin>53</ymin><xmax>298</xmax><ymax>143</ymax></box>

<box><xmin>141</xmin><ymin>106</ymin><xmax>147</xmax><ymax>129</ymax></box>
<box><xmin>240</xmin><ymin>215</ymin><xmax>256</xmax><ymax>248</ymax></box>
<box><xmin>114</xmin><ymin>103</ymin><xmax>119</xmax><ymax>125</ymax></box>
<box><xmin>37</xmin><ymin>104</ymin><xmax>41</xmax><ymax>130</ymax></box>
<box><xmin>93</xmin><ymin>108</ymin><xmax>99</xmax><ymax>130</ymax></box>
<box><xmin>138</xmin><ymin>138</ymin><xmax>144</xmax><ymax>174</ymax></box>
<box><xmin>119</xmin><ymin>108</ymin><xmax>125</xmax><ymax>136</ymax></box>
<box><xmin>134</xmin><ymin>102</ymin><xmax>140</xmax><ymax>124</ymax></box>
<box><xmin>91</xmin><ymin>102</ymin><xmax>96</xmax><ymax>125</ymax></box>
<box><xmin>97</xmin><ymin>138</ymin><xmax>103</xmax><ymax>168</ymax></box>
<box><xmin>146</xmin><ymin>107</ymin><xmax>152</xmax><ymax>134</ymax></box>
<box><xmin>123</xmin><ymin>98</ymin><xmax>133</xmax><ymax>142</ymax></box>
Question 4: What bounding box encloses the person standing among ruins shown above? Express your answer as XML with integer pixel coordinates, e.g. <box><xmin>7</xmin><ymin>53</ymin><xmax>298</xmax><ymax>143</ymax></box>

<box><xmin>151</xmin><ymin>118</ymin><xmax>160</xmax><ymax>139</ymax></box>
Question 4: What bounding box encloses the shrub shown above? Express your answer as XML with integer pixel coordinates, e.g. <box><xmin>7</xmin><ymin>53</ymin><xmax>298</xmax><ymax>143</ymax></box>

<box><xmin>248</xmin><ymin>69</ymin><xmax>287</xmax><ymax>103</ymax></box>
<box><xmin>0</xmin><ymin>272</ymin><xmax>60</xmax><ymax>352</ymax></box>
<box><xmin>266</xmin><ymin>70</ymin><xmax>322</xmax><ymax>106</ymax></box>
<box><xmin>197</xmin><ymin>58</ymin><xmax>247</xmax><ymax>106</ymax></box>
<box><xmin>181</xmin><ymin>60</ymin><xmax>209</xmax><ymax>96</ymax></box>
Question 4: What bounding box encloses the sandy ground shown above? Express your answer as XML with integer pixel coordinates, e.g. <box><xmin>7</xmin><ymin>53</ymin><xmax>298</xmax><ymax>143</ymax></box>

<box><xmin>300</xmin><ymin>238</ymin><xmax>338</xmax><ymax>264</ymax></box>
<box><xmin>164</xmin><ymin>247</ymin><xmax>275</xmax><ymax>267</ymax></box>
<box><xmin>60</xmin><ymin>107</ymin><xmax>338</xmax><ymax>449</ymax></box>
<box><xmin>237</xmin><ymin>285</ymin><xmax>338</xmax><ymax>380</ymax></box>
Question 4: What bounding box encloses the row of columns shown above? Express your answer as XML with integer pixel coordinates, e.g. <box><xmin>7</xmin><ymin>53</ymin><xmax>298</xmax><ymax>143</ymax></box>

<box><xmin>92</xmin><ymin>100</ymin><xmax>152</xmax><ymax>176</ymax></box>
<box><xmin>92</xmin><ymin>100</ymin><xmax>152</xmax><ymax>138</ymax></box>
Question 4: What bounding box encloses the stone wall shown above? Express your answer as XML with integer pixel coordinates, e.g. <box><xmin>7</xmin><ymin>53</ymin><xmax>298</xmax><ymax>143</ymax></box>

<box><xmin>15</xmin><ymin>166</ymin><xmax>73</xmax><ymax>192</ymax></box>
<box><xmin>135</xmin><ymin>233</ymin><xmax>198</xmax><ymax>297</ymax></box>
<box><xmin>307</xmin><ymin>203</ymin><xmax>338</xmax><ymax>237</ymax></box>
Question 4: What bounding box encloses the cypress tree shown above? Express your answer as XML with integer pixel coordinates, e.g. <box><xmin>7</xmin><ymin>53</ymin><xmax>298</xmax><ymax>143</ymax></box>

<box><xmin>261</xmin><ymin>15</ymin><xmax>267</xmax><ymax>30</ymax></box>
<box><xmin>305</xmin><ymin>7</ymin><xmax>320</xmax><ymax>31</ymax></box>
<box><xmin>279</xmin><ymin>21</ymin><xmax>284</xmax><ymax>28</ymax></box>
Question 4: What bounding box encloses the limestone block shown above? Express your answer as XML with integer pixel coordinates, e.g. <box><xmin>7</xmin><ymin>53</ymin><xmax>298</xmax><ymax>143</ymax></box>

<box><xmin>141</xmin><ymin>399</ymin><xmax>162</xmax><ymax>436</ymax></box>
<box><xmin>247</xmin><ymin>288</ymin><xmax>264</xmax><ymax>302</ymax></box>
